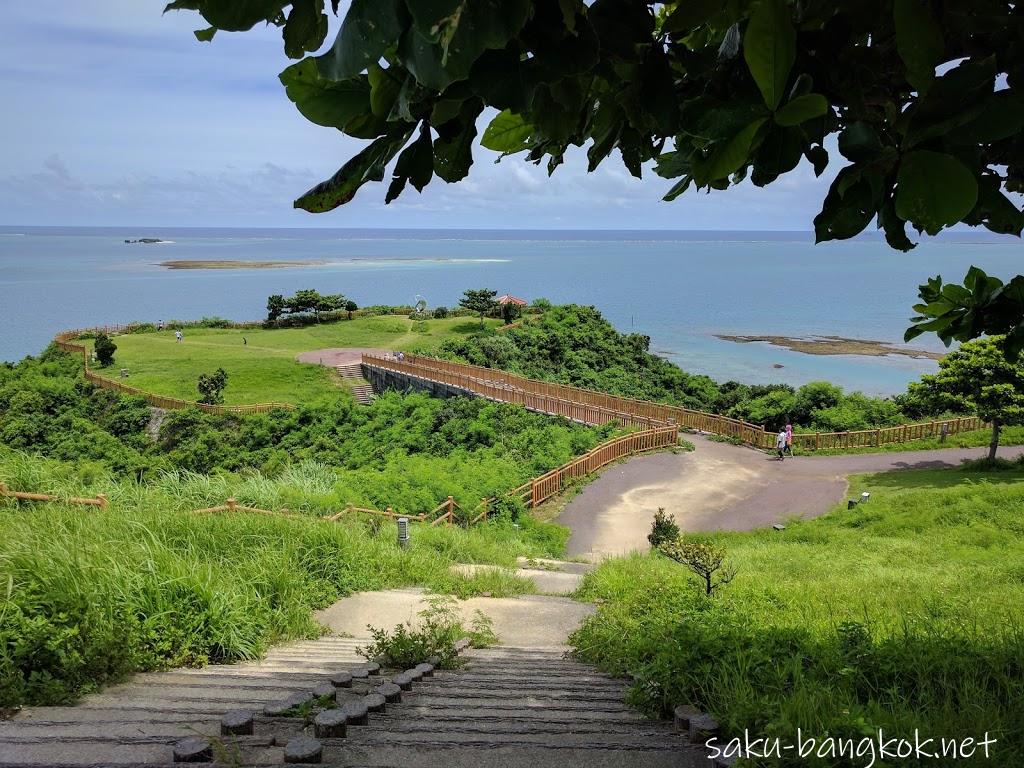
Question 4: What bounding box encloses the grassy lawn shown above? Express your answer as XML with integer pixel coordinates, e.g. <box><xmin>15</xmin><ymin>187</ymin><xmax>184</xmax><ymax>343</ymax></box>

<box><xmin>81</xmin><ymin>316</ymin><xmax>496</xmax><ymax>405</ymax></box>
<box><xmin>573</xmin><ymin>466</ymin><xmax>1024</xmax><ymax>762</ymax></box>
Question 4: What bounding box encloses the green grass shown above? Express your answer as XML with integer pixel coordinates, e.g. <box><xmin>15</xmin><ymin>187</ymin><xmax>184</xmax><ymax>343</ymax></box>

<box><xmin>0</xmin><ymin>449</ymin><xmax>566</xmax><ymax>708</ymax></box>
<box><xmin>572</xmin><ymin>467</ymin><xmax>1024</xmax><ymax>764</ymax></box>
<box><xmin>83</xmin><ymin>316</ymin><xmax>497</xmax><ymax>405</ymax></box>
<box><xmin>804</xmin><ymin>425</ymin><xmax>1024</xmax><ymax>455</ymax></box>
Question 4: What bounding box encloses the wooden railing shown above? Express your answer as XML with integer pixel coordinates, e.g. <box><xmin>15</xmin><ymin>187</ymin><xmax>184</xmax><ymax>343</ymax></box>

<box><xmin>363</xmin><ymin>353</ymin><xmax>986</xmax><ymax>452</ymax></box>
<box><xmin>0</xmin><ymin>482</ymin><xmax>108</xmax><ymax>508</ymax></box>
<box><xmin>54</xmin><ymin>328</ymin><xmax>294</xmax><ymax>415</ymax></box>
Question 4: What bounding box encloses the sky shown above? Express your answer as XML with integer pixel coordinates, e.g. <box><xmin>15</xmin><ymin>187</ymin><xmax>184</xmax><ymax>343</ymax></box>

<box><xmin>0</xmin><ymin>2</ymin><xmax>843</xmax><ymax>230</ymax></box>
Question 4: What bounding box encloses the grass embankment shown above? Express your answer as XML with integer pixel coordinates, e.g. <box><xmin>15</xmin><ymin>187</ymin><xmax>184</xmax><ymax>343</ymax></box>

<box><xmin>84</xmin><ymin>316</ymin><xmax>497</xmax><ymax>405</ymax></box>
<box><xmin>572</xmin><ymin>467</ymin><xmax>1024</xmax><ymax>764</ymax></box>
<box><xmin>0</xmin><ymin>451</ymin><xmax>566</xmax><ymax>709</ymax></box>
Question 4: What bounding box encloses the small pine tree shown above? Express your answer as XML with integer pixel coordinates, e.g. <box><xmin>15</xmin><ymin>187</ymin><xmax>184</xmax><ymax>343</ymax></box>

<box><xmin>197</xmin><ymin>368</ymin><xmax>228</xmax><ymax>405</ymax></box>
<box><xmin>94</xmin><ymin>333</ymin><xmax>117</xmax><ymax>367</ymax></box>
<box><xmin>647</xmin><ymin>508</ymin><xmax>680</xmax><ymax>548</ymax></box>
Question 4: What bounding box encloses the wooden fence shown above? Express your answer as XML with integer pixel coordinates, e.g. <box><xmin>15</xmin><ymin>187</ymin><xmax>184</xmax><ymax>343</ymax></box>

<box><xmin>363</xmin><ymin>353</ymin><xmax>986</xmax><ymax>452</ymax></box>
<box><xmin>0</xmin><ymin>482</ymin><xmax>108</xmax><ymax>508</ymax></box>
<box><xmin>54</xmin><ymin>328</ymin><xmax>294</xmax><ymax>415</ymax></box>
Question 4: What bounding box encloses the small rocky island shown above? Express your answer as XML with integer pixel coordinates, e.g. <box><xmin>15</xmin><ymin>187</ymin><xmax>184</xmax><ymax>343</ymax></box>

<box><xmin>717</xmin><ymin>334</ymin><xmax>944</xmax><ymax>360</ymax></box>
<box><xmin>125</xmin><ymin>238</ymin><xmax>166</xmax><ymax>244</ymax></box>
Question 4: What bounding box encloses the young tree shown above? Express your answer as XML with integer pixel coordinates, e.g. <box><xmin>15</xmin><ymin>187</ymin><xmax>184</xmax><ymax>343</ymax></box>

<box><xmin>647</xmin><ymin>508</ymin><xmax>680</xmax><ymax>549</ymax></box>
<box><xmin>93</xmin><ymin>333</ymin><xmax>117</xmax><ymax>368</ymax></box>
<box><xmin>501</xmin><ymin>302</ymin><xmax>521</xmax><ymax>325</ymax></box>
<box><xmin>197</xmin><ymin>368</ymin><xmax>229</xmax><ymax>405</ymax></box>
<box><xmin>345</xmin><ymin>299</ymin><xmax>358</xmax><ymax>320</ymax></box>
<box><xmin>460</xmin><ymin>289</ymin><xmax>498</xmax><ymax>328</ymax></box>
<box><xmin>659</xmin><ymin>537</ymin><xmax>736</xmax><ymax>597</ymax></box>
<box><xmin>266</xmin><ymin>294</ymin><xmax>286</xmax><ymax>323</ymax></box>
<box><xmin>906</xmin><ymin>336</ymin><xmax>1024</xmax><ymax>460</ymax></box>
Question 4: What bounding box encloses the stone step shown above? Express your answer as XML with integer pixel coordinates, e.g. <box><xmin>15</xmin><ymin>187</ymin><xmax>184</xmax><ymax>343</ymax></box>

<box><xmin>514</xmin><ymin>558</ymin><xmax>597</xmax><ymax>576</ymax></box>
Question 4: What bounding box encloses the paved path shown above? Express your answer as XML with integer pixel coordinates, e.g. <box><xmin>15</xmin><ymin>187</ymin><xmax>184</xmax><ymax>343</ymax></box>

<box><xmin>557</xmin><ymin>435</ymin><xmax>1024</xmax><ymax>560</ymax></box>
<box><xmin>295</xmin><ymin>347</ymin><xmax>391</xmax><ymax>367</ymax></box>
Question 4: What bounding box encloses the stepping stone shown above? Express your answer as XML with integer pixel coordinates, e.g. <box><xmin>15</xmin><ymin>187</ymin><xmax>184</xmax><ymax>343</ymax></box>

<box><xmin>673</xmin><ymin>704</ymin><xmax>700</xmax><ymax>733</ymax></box>
<box><xmin>220</xmin><ymin>709</ymin><xmax>254</xmax><ymax>736</ymax></box>
<box><xmin>689</xmin><ymin>714</ymin><xmax>720</xmax><ymax>743</ymax></box>
<box><xmin>364</xmin><ymin>692</ymin><xmax>386</xmax><ymax>713</ymax></box>
<box><xmin>341</xmin><ymin>699</ymin><xmax>369</xmax><ymax>726</ymax></box>
<box><xmin>392</xmin><ymin>672</ymin><xmax>414</xmax><ymax>691</ymax></box>
<box><xmin>264</xmin><ymin>691</ymin><xmax>314</xmax><ymax>717</ymax></box>
<box><xmin>330</xmin><ymin>671</ymin><xmax>353</xmax><ymax>688</ymax></box>
<box><xmin>375</xmin><ymin>682</ymin><xmax>402</xmax><ymax>703</ymax></box>
<box><xmin>313</xmin><ymin>709</ymin><xmax>347</xmax><ymax>738</ymax></box>
<box><xmin>453</xmin><ymin>638</ymin><xmax>471</xmax><ymax>653</ymax></box>
<box><xmin>313</xmin><ymin>681</ymin><xmax>337</xmax><ymax>700</ymax></box>
<box><xmin>350</xmin><ymin>667</ymin><xmax>370</xmax><ymax>680</ymax></box>
<box><xmin>284</xmin><ymin>736</ymin><xmax>323</xmax><ymax>764</ymax></box>
<box><xmin>364</xmin><ymin>661</ymin><xmax>381</xmax><ymax>675</ymax></box>
<box><xmin>426</xmin><ymin>655</ymin><xmax>441</xmax><ymax>666</ymax></box>
<box><xmin>173</xmin><ymin>736</ymin><xmax>212</xmax><ymax>763</ymax></box>
<box><xmin>414</xmin><ymin>663</ymin><xmax>435</xmax><ymax>678</ymax></box>
<box><xmin>406</xmin><ymin>667</ymin><xmax>424</xmax><ymax>682</ymax></box>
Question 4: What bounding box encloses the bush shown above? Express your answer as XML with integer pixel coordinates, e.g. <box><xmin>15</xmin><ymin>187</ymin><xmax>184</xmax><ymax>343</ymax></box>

<box><xmin>357</xmin><ymin>596</ymin><xmax>496</xmax><ymax>669</ymax></box>
<box><xmin>647</xmin><ymin>507</ymin><xmax>679</xmax><ymax>548</ymax></box>
<box><xmin>432</xmin><ymin>306</ymin><xmax>449</xmax><ymax>319</ymax></box>
<box><xmin>93</xmin><ymin>333</ymin><xmax>117</xmax><ymax>367</ymax></box>
<box><xmin>197</xmin><ymin>368</ymin><xmax>228</xmax><ymax>405</ymax></box>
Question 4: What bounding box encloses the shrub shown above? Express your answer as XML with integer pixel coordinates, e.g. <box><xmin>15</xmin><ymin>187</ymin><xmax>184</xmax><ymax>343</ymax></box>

<box><xmin>658</xmin><ymin>537</ymin><xmax>734</xmax><ymax>597</ymax></box>
<box><xmin>93</xmin><ymin>333</ymin><xmax>117</xmax><ymax>367</ymax></box>
<box><xmin>356</xmin><ymin>596</ymin><xmax>496</xmax><ymax>669</ymax></box>
<box><xmin>647</xmin><ymin>508</ymin><xmax>679</xmax><ymax>548</ymax></box>
<box><xmin>197</xmin><ymin>368</ymin><xmax>228</xmax><ymax>405</ymax></box>
<box><xmin>432</xmin><ymin>306</ymin><xmax>449</xmax><ymax>319</ymax></box>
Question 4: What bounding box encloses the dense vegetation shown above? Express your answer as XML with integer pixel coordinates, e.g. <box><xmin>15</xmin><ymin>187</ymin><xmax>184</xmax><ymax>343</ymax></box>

<box><xmin>572</xmin><ymin>468</ymin><xmax>1024</xmax><ymax>765</ymax></box>
<box><xmin>0</xmin><ymin>450</ymin><xmax>567</xmax><ymax>708</ymax></box>
<box><xmin>0</xmin><ymin>346</ymin><xmax>607</xmax><ymax>512</ymax></box>
<box><xmin>432</xmin><ymin>304</ymin><xmax>916</xmax><ymax>432</ymax></box>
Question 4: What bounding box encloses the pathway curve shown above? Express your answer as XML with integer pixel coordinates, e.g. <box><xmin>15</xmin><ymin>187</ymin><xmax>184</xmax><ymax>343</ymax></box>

<box><xmin>557</xmin><ymin>435</ymin><xmax>1024</xmax><ymax>560</ymax></box>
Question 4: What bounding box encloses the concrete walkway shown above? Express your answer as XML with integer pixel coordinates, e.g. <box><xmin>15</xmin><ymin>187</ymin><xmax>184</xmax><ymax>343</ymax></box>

<box><xmin>557</xmin><ymin>435</ymin><xmax>1024</xmax><ymax>560</ymax></box>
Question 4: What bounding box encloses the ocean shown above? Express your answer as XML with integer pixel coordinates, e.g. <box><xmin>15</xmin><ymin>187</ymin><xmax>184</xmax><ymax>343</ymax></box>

<box><xmin>1</xmin><ymin>226</ymin><xmax>1019</xmax><ymax>396</ymax></box>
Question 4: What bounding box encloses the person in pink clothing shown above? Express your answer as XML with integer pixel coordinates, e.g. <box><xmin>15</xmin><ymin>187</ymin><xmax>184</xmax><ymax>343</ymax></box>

<box><xmin>784</xmin><ymin>423</ymin><xmax>794</xmax><ymax>457</ymax></box>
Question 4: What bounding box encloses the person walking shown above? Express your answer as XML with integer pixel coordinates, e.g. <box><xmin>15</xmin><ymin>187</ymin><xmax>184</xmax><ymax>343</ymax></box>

<box><xmin>784</xmin><ymin>423</ymin><xmax>794</xmax><ymax>457</ymax></box>
<box><xmin>175</xmin><ymin>330</ymin><xmax>183</xmax><ymax>343</ymax></box>
<box><xmin>775</xmin><ymin>429</ymin><xmax>787</xmax><ymax>460</ymax></box>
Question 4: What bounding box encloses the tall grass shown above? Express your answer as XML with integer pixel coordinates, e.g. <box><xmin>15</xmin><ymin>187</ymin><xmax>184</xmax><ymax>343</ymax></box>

<box><xmin>572</xmin><ymin>468</ymin><xmax>1024</xmax><ymax>765</ymax></box>
<box><xmin>0</xmin><ymin>452</ymin><xmax>563</xmax><ymax>708</ymax></box>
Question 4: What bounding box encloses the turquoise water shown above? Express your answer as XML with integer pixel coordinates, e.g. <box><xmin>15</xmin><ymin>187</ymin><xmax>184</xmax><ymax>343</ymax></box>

<box><xmin>1</xmin><ymin>226</ymin><xmax>1019</xmax><ymax>395</ymax></box>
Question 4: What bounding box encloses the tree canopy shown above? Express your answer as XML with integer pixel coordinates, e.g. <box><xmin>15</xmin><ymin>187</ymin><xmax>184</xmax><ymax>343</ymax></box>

<box><xmin>905</xmin><ymin>336</ymin><xmax>1024</xmax><ymax>459</ymax></box>
<box><xmin>168</xmin><ymin>1</ymin><xmax>1024</xmax><ymax>343</ymax></box>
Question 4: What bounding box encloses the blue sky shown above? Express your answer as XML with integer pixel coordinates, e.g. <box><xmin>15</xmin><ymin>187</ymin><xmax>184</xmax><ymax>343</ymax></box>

<box><xmin>0</xmin><ymin>2</ymin><xmax>841</xmax><ymax>229</ymax></box>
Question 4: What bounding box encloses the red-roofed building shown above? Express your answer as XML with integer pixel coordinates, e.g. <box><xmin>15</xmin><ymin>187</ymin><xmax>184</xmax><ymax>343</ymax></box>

<box><xmin>497</xmin><ymin>294</ymin><xmax>528</xmax><ymax>306</ymax></box>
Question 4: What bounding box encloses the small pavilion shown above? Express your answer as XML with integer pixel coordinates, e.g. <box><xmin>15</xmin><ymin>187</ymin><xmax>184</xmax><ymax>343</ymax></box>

<box><xmin>497</xmin><ymin>294</ymin><xmax>528</xmax><ymax>306</ymax></box>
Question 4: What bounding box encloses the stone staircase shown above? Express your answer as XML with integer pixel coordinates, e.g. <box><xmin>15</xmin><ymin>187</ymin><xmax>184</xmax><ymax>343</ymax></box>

<box><xmin>0</xmin><ymin>639</ymin><xmax>711</xmax><ymax>768</ymax></box>
<box><xmin>335</xmin><ymin>363</ymin><xmax>376</xmax><ymax>405</ymax></box>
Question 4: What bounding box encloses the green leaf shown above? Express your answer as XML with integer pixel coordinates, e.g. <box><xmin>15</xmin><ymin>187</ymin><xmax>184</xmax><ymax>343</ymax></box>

<box><xmin>894</xmin><ymin>0</ymin><xmax>944</xmax><ymax>94</ymax></box>
<box><xmin>743</xmin><ymin>0</ymin><xmax>796</xmax><ymax>110</ymax></box>
<box><xmin>480</xmin><ymin>110</ymin><xmax>534</xmax><ymax>154</ymax></box>
<box><xmin>664</xmin><ymin>0</ymin><xmax>723</xmax><ymax>34</ymax></box>
<box><xmin>283</xmin><ymin>0</ymin><xmax>328</xmax><ymax>60</ymax></box>
<box><xmin>175</xmin><ymin>0</ymin><xmax>288</xmax><ymax>32</ymax></box>
<box><xmin>368</xmin><ymin>64</ymin><xmax>403</xmax><ymax>119</ymax></box>
<box><xmin>317</xmin><ymin>0</ymin><xmax>405</xmax><ymax>81</ymax></box>
<box><xmin>434</xmin><ymin>103</ymin><xmax>481</xmax><ymax>182</ymax></box>
<box><xmin>773</xmin><ymin>93</ymin><xmax>827</xmax><ymax>127</ymax></box>
<box><xmin>895</xmin><ymin>150</ymin><xmax>979</xmax><ymax>235</ymax></box>
<box><xmin>692</xmin><ymin>118</ymin><xmax>766</xmax><ymax>185</ymax></box>
<box><xmin>279</xmin><ymin>59</ymin><xmax>376</xmax><ymax>136</ymax></box>
<box><xmin>294</xmin><ymin>126</ymin><xmax>415</xmax><ymax>212</ymax></box>
<box><xmin>387</xmin><ymin>124</ymin><xmax>434</xmax><ymax>202</ymax></box>
<box><xmin>193</xmin><ymin>27</ymin><xmax>217</xmax><ymax>42</ymax></box>
<box><xmin>837</xmin><ymin>122</ymin><xmax>884</xmax><ymax>163</ymax></box>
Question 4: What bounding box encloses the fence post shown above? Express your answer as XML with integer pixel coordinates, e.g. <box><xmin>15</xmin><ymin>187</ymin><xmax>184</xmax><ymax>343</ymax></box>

<box><xmin>386</xmin><ymin>506</ymin><xmax>393</xmax><ymax>518</ymax></box>
<box><xmin>96</xmin><ymin>493</ymin><xmax>108</xmax><ymax>508</ymax></box>
<box><xmin>447</xmin><ymin>495</ymin><xmax>454</xmax><ymax>517</ymax></box>
<box><xmin>226</xmin><ymin>498</ymin><xmax>237</xmax><ymax>512</ymax></box>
